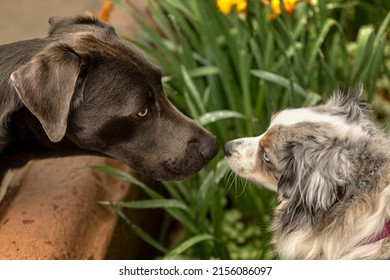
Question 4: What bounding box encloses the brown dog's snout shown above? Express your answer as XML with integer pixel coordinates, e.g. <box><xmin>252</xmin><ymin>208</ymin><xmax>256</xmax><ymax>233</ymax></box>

<box><xmin>189</xmin><ymin>135</ymin><xmax>220</xmax><ymax>162</ymax></box>
<box><xmin>201</xmin><ymin>136</ymin><xmax>220</xmax><ymax>162</ymax></box>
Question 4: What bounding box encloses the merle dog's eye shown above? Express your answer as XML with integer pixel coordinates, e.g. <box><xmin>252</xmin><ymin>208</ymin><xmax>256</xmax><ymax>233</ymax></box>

<box><xmin>137</xmin><ymin>107</ymin><xmax>148</xmax><ymax>117</ymax></box>
<box><xmin>263</xmin><ymin>151</ymin><xmax>271</xmax><ymax>163</ymax></box>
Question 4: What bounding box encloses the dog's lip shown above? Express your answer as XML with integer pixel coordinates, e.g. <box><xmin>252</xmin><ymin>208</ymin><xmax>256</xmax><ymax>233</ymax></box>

<box><xmin>152</xmin><ymin>166</ymin><xmax>201</xmax><ymax>181</ymax></box>
<box><xmin>154</xmin><ymin>149</ymin><xmax>219</xmax><ymax>181</ymax></box>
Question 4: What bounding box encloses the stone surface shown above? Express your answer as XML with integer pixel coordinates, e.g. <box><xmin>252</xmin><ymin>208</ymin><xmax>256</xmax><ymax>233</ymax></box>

<box><xmin>0</xmin><ymin>157</ymin><xmax>130</xmax><ymax>259</ymax></box>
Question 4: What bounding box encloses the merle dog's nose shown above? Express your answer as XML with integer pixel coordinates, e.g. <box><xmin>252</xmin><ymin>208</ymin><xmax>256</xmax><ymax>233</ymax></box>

<box><xmin>200</xmin><ymin>136</ymin><xmax>220</xmax><ymax>162</ymax></box>
<box><xmin>224</xmin><ymin>140</ymin><xmax>240</xmax><ymax>157</ymax></box>
<box><xmin>224</xmin><ymin>141</ymin><xmax>233</xmax><ymax>157</ymax></box>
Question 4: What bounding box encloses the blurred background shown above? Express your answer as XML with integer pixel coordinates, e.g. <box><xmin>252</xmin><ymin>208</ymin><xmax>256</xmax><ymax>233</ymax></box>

<box><xmin>1</xmin><ymin>0</ymin><xmax>389</xmax><ymax>260</ymax></box>
<box><xmin>0</xmin><ymin>0</ymin><xmax>100</xmax><ymax>43</ymax></box>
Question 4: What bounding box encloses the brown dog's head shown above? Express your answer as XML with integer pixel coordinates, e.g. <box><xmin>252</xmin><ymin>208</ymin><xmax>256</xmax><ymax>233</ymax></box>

<box><xmin>10</xmin><ymin>16</ymin><xmax>219</xmax><ymax>180</ymax></box>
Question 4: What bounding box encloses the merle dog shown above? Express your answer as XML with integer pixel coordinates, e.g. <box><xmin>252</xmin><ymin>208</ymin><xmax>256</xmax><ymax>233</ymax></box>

<box><xmin>0</xmin><ymin>16</ymin><xmax>219</xmax><ymax>181</ymax></box>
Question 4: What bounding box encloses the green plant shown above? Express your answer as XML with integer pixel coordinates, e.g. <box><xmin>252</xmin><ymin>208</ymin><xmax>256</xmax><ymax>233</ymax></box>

<box><xmin>102</xmin><ymin>0</ymin><xmax>389</xmax><ymax>259</ymax></box>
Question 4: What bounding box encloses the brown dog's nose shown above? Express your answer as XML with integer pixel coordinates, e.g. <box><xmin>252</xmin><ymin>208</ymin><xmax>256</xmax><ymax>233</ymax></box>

<box><xmin>200</xmin><ymin>136</ymin><xmax>220</xmax><ymax>162</ymax></box>
<box><xmin>190</xmin><ymin>136</ymin><xmax>219</xmax><ymax>162</ymax></box>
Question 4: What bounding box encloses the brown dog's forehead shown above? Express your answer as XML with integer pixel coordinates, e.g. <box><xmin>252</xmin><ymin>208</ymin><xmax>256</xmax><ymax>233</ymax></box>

<box><xmin>49</xmin><ymin>16</ymin><xmax>163</xmax><ymax>78</ymax></box>
<box><xmin>48</xmin><ymin>16</ymin><xmax>114</xmax><ymax>37</ymax></box>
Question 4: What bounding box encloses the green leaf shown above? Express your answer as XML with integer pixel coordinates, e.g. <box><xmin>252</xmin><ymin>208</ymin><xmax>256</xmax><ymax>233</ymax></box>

<box><xmin>251</xmin><ymin>70</ymin><xmax>307</xmax><ymax>96</ymax></box>
<box><xmin>198</xmin><ymin>110</ymin><xmax>247</xmax><ymax>126</ymax></box>
<box><xmin>164</xmin><ymin>234</ymin><xmax>215</xmax><ymax>259</ymax></box>
<box><xmin>215</xmin><ymin>159</ymin><xmax>230</xmax><ymax>184</ymax></box>
<box><xmin>111</xmin><ymin>0</ymin><xmax>126</xmax><ymax>10</ymax></box>
<box><xmin>115</xmin><ymin>209</ymin><xmax>168</xmax><ymax>254</ymax></box>
<box><xmin>302</xmin><ymin>92</ymin><xmax>322</xmax><ymax>107</ymax></box>
<box><xmin>352</xmin><ymin>27</ymin><xmax>375</xmax><ymax>84</ymax></box>
<box><xmin>90</xmin><ymin>165</ymin><xmax>162</xmax><ymax>199</ymax></box>
<box><xmin>375</xmin><ymin>10</ymin><xmax>390</xmax><ymax>45</ymax></box>
<box><xmin>92</xmin><ymin>165</ymin><xmax>198</xmax><ymax>234</ymax></box>
<box><xmin>307</xmin><ymin>18</ymin><xmax>340</xmax><ymax>71</ymax></box>
<box><xmin>195</xmin><ymin>171</ymin><xmax>216</xmax><ymax>229</ymax></box>
<box><xmin>189</xmin><ymin>66</ymin><xmax>220</xmax><ymax>78</ymax></box>
<box><xmin>102</xmin><ymin>199</ymin><xmax>189</xmax><ymax>211</ymax></box>
<box><xmin>181</xmin><ymin>65</ymin><xmax>207</xmax><ymax>115</ymax></box>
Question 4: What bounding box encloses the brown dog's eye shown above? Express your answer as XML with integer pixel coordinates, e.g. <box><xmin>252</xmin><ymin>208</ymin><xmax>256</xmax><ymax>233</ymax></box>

<box><xmin>137</xmin><ymin>107</ymin><xmax>148</xmax><ymax>117</ymax></box>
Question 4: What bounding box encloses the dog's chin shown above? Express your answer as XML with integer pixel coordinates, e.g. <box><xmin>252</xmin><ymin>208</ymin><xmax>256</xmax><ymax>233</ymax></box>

<box><xmin>143</xmin><ymin>162</ymin><xmax>206</xmax><ymax>181</ymax></box>
<box><xmin>150</xmin><ymin>141</ymin><xmax>219</xmax><ymax>181</ymax></box>
<box><xmin>225</xmin><ymin>158</ymin><xmax>278</xmax><ymax>192</ymax></box>
<box><xmin>126</xmin><ymin>154</ymin><xmax>210</xmax><ymax>181</ymax></box>
<box><xmin>240</xmin><ymin>173</ymin><xmax>277</xmax><ymax>192</ymax></box>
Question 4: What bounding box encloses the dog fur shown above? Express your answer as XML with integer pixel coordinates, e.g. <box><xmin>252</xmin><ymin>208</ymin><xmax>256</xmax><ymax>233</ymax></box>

<box><xmin>0</xmin><ymin>16</ymin><xmax>219</xmax><ymax>181</ymax></box>
<box><xmin>225</xmin><ymin>88</ymin><xmax>390</xmax><ymax>259</ymax></box>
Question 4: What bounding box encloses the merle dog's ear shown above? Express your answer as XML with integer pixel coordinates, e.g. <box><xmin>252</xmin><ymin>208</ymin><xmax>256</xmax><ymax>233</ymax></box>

<box><xmin>11</xmin><ymin>43</ymin><xmax>86</xmax><ymax>142</ymax></box>
<box><xmin>277</xmin><ymin>136</ymin><xmax>351</xmax><ymax>211</ymax></box>
<box><xmin>325</xmin><ymin>86</ymin><xmax>372</xmax><ymax>121</ymax></box>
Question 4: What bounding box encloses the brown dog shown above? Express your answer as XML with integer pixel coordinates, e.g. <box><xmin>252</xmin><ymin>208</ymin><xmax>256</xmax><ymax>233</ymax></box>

<box><xmin>0</xmin><ymin>16</ymin><xmax>219</xmax><ymax>181</ymax></box>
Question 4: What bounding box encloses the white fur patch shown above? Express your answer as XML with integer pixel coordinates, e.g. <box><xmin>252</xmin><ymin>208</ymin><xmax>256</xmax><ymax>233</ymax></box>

<box><xmin>270</xmin><ymin>108</ymin><xmax>365</xmax><ymax>140</ymax></box>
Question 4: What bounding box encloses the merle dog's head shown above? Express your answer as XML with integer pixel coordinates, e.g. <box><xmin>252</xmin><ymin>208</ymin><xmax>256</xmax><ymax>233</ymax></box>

<box><xmin>225</xmin><ymin>89</ymin><xmax>378</xmax><ymax>212</ymax></box>
<box><xmin>10</xmin><ymin>16</ymin><xmax>219</xmax><ymax>180</ymax></box>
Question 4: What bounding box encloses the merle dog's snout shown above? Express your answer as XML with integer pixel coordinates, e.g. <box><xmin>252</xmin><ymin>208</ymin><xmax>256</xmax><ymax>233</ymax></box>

<box><xmin>224</xmin><ymin>140</ymin><xmax>240</xmax><ymax>157</ymax></box>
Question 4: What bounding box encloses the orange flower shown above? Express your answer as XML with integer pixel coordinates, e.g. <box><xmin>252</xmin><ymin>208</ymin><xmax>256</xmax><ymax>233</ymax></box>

<box><xmin>216</xmin><ymin>0</ymin><xmax>303</xmax><ymax>18</ymax></box>
<box><xmin>262</xmin><ymin>0</ymin><xmax>300</xmax><ymax>15</ymax></box>
<box><xmin>216</xmin><ymin>0</ymin><xmax>248</xmax><ymax>15</ymax></box>
<box><xmin>98</xmin><ymin>1</ymin><xmax>113</xmax><ymax>22</ymax></box>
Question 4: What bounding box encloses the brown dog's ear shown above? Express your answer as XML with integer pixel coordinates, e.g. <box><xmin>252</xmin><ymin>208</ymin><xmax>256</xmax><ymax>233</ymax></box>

<box><xmin>48</xmin><ymin>16</ymin><xmax>76</xmax><ymax>36</ymax></box>
<box><xmin>11</xmin><ymin>43</ymin><xmax>82</xmax><ymax>142</ymax></box>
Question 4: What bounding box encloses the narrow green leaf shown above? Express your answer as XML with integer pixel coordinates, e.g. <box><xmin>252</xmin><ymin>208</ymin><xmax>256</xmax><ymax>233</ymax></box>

<box><xmin>116</xmin><ymin>209</ymin><xmax>168</xmax><ymax>254</ymax></box>
<box><xmin>189</xmin><ymin>66</ymin><xmax>220</xmax><ymax>78</ymax></box>
<box><xmin>302</xmin><ymin>92</ymin><xmax>322</xmax><ymax>107</ymax></box>
<box><xmin>92</xmin><ymin>165</ymin><xmax>198</xmax><ymax>234</ymax></box>
<box><xmin>105</xmin><ymin>199</ymin><xmax>189</xmax><ymax>211</ymax></box>
<box><xmin>198</xmin><ymin>110</ymin><xmax>247</xmax><ymax>126</ymax></box>
<box><xmin>90</xmin><ymin>165</ymin><xmax>162</xmax><ymax>199</ymax></box>
<box><xmin>195</xmin><ymin>171</ymin><xmax>216</xmax><ymax>229</ymax></box>
<box><xmin>307</xmin><ymin>19</ymin><xmax>340</xmax><ymax>71</ymax></box>
<box><xmin>165</xmin><ymin>234</ymin><xmax>214</xmax><ymax>258</ymax></box>
<box><xmin>251</xmin><ymin>70</ymin><xmax>307</xmax><ymax>96</ymax></box>
<box><xmin>214</xmin><ymin>159</ymin><xmax>230</xmax><ymax>184</ymax></box>
<box><xmin>375</xmin><ymin>10</ymin><xmax>390</xmax><ymax>45</ymax></box>
<box><xmin>352</xmin><ymin>27</ymin><xmax>375</xmax><ymax>84</ymax></box>
<box><xmin>181</xmin><ymin>65</ymin><xmax>207</xmax><ymax>114</ymax></box>
<box><xmin>111</xmin><ymin>0</ymin><xmax>126</xmax><ymax>10</ymax></box>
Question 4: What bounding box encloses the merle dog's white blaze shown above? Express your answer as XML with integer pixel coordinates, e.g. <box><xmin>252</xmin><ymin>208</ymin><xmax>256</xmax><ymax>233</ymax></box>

<box><xmin>271</xmin><ymin>108</ymin><xmax>365</xmax><ymax>139</ymax></box>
